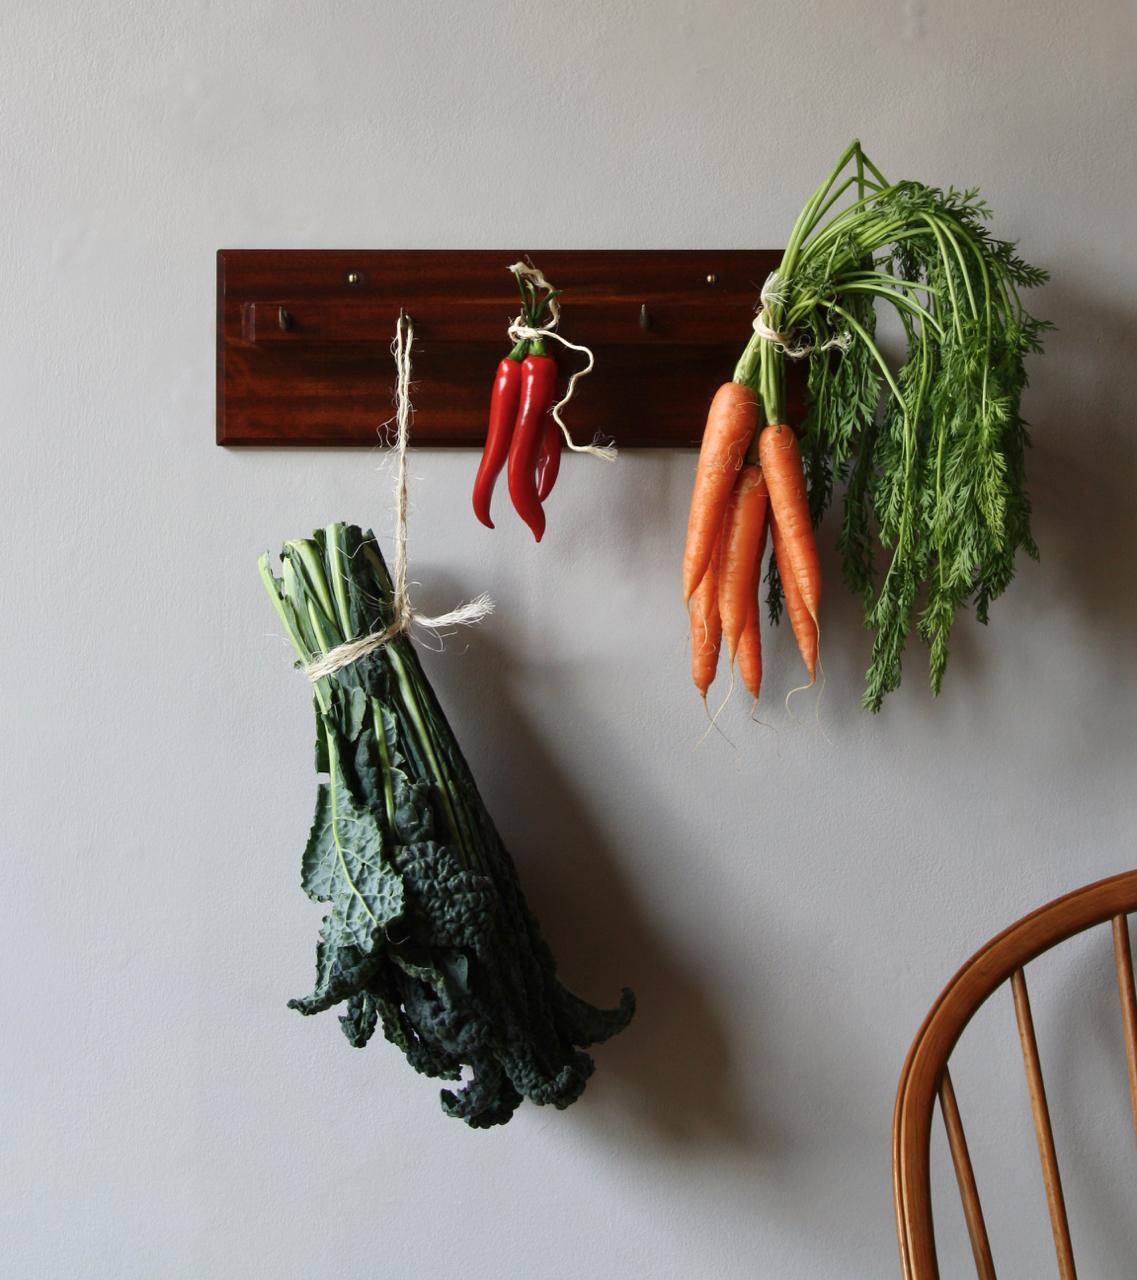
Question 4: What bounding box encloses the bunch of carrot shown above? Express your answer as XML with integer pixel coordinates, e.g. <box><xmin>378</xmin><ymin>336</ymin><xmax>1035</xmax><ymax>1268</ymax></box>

<box><xmin>683</xmin><ymin>383</ymin><xmax>819</xmax><ymax>706</ymax></box>
<box><xmin>685</xmin><ymin>142</ymin><xmax>1049</xmax><ymax>712</ymax></box>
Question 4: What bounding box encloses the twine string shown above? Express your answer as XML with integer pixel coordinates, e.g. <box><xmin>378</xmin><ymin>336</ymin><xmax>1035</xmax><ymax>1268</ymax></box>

<box><xmin>506</xmin><ymin>261</ymin><xmax>616</xmax><ymax>462</ymax></box>
<box><xmin>752</xmin><ymin>271</ymin><xmax>852</xmax><ymax>359</ymax></box>
<box><xmin>303</xmin><ymin>313</ymin><xmax>493</xmax><ymax>682</ymax></box>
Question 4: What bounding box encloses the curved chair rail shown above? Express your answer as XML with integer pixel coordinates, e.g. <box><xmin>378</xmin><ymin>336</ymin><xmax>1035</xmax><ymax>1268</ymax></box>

<box><xmin>893</xmin><ymin>868</ymin><xmax>1137</xmax><ymax>1279</ymax></box>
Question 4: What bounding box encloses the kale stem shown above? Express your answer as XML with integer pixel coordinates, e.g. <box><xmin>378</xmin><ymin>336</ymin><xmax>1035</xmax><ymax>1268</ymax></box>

<box><xmin>259</xmin><ymin>553</ymin><xmax>332</xmax><ymax>715</ymax></box>
<box><xmin>325</xmin><ymin>524</ymin><xmax>353</xmax><ymax>640</ymax></box>
<box><xmin>307</xmin><ymin>600</ymin><xmax>340</xmax><ymax>655</ymax></box>
<box><xmin>386</xmin><ymin>645</ymin><xmax>481</xmax><ymax>874</ymax></box>
<box><xmin>367</xmin><ymin>697</ymin><xmax>396</xmax><ymax>842</ymax></box>
<box><xmin>286</xmin><ymin>539</ymin><xmax>338</xmax><ymax>624</ymax></box>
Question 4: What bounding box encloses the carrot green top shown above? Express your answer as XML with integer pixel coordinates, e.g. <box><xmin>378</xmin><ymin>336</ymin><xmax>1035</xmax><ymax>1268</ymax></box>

<box><xmin>735</xmin><ymin>141</ymin><xmax>1049</xmax><ymax>709</ymax></box>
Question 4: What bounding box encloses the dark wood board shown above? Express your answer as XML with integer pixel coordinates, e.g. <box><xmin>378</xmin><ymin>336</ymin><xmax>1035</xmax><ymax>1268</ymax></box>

<box><xmin>217</xmin><ymin>250</ymin><xmax>801</xmax><ymax>448</ymax></box>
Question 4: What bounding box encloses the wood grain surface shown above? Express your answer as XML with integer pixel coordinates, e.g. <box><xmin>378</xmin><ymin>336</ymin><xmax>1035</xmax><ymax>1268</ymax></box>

<box><xmin>216</xmin><ymin>250</ymin><xmax>801</xmax><ymax>447</ymax></box>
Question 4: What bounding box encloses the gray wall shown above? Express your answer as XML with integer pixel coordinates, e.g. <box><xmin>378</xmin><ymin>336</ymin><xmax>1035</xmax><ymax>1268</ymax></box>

<box><xmin>4</xmin><ymin>2</ymin><xmax>1136</xmax><ymax>1276</ymax></box>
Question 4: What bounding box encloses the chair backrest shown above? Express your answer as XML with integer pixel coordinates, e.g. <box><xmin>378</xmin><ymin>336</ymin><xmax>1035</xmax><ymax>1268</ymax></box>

<box><xmin>893</xmin><ymin>869</ymin><xmax>1137</xmax><ymax>1279</ymax></box>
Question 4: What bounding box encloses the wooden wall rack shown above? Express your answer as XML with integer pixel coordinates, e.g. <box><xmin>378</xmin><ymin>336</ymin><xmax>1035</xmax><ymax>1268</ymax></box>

<box><xmin>216</xmin><ymin>250</ymin><xmax>801</xmax><ymax>448</ymax></box>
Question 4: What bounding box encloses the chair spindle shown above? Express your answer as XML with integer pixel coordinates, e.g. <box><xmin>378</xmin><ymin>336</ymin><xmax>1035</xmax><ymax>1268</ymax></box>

<box><xmin>1111</xmin><ymin>915</ymin><xmax>1137</xmax><ymax>1152</ymax></box>
<box><xmin>1011</xmin><ymin>967</ymin><xmax>1076</xmax><ymax>1280</ymax></box>
<box><xmin>938</xmin><ymin>1067</ymin><xmax>996</xmax><ymax>1279</ymax></box>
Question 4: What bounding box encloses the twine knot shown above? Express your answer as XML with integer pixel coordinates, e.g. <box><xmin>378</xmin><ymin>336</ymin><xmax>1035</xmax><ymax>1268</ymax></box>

<box><xmin>752</xmin><ymin>271</ymin><xmax>852</xmax><ymax>359</ymax></box>
<box><xmin>506</xmin><ymin>261</ymin><xmax>616</xmax><ymax>462</ymax></box>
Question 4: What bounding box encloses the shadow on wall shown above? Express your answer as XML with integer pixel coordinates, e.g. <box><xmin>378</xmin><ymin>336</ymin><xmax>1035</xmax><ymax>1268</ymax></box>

<box><xmin>1024</xmin><ymin>288</ymin><xmax>1137</xmax><ymax>639</ymax></box>
<box><xmin>418</xmin><ymin>614</ymin><xmax>774</xmax><ymax>1155</ymax></box>
<box><xmin>921</xmin><ymin>283</ymin><xmax>1137</xmax><ymax>735</ymax></box>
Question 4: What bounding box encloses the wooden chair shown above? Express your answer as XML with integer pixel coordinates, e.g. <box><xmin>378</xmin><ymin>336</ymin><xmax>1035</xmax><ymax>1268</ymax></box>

<box><xmin>893</xmin><ymin>869</ymin><xmax>1137</xmax><ymax>1278</ymax></box>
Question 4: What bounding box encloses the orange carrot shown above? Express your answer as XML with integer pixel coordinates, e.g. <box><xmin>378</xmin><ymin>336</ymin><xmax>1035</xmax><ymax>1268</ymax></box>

<box><xmin>758</xmin><ymin>423</ymin><xmax>821</xmax><ymax>620</ymax></box>
<box><xmin>682</xmin><ymin>382</ymin><xmax>759</xmax><ymax>603</ymax></box>
<box><xmin>689</xmin><ymin>536</ymin><xmax>723</xmax><ymax>698</ymax></box>
<box><xmin>770</xmin><ymin>510</ymin><xmax>818</xmax><ymax>680</ymax></box>
<box><xmin>736</xmin><ymin>600</ymin><xmax>763</xmax><ymax>702</ymax></box>
<box><xmin>717</xmin><ymin>465</ymin><xmax>769</xmax><ymax>662</ymax></box>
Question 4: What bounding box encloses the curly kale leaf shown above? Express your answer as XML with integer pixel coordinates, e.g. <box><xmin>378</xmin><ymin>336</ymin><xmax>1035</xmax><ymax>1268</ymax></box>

<box><xmin>287</xmin><ymin>732</ymin><xmax>405</xmax><ymax>1017</ymax></box>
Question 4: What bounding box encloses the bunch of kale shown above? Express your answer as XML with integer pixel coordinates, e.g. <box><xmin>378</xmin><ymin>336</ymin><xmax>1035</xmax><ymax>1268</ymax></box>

<box><xmin>260</xmin><ymin>524</ymin><xmax>633</xmax><ymax>1127</ymax></box>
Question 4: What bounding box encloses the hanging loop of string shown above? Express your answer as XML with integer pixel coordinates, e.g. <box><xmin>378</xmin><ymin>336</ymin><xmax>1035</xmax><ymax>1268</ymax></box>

<box><xmin>303</xmin><ymin>313</ymin><xmax>493</xmax><ymax>682</ymax></box>
<box><xmin>505</xmin><ymin>261</ymin><xmax>617</xmax><ymax>462</ymax></box>
<box><xmin>752</xmin><ymin>271</ymin><xmax>852</xmax><ymax>359</ymax></box>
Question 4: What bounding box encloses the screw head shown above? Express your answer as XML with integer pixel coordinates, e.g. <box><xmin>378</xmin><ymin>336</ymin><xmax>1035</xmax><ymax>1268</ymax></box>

<box><xmin>346</xmin><ymin>271</ymin><xmax>362</xmax><ymax>285</ymax></box>
<box><xmin>705</xmin><ymin>272</ymin><xmax>718</xmax><ymax>286</ymax></box>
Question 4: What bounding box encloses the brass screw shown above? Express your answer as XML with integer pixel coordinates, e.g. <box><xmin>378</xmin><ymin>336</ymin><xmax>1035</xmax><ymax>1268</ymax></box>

<box><xmin>347</xmin><ymin>271</ymin><xmax>362</xmax><ymax>285</ymax></box>
<box><xmin>705</xmin><ymin>272</ymin><xmax>718</xmax><ymax>286</ymax></box>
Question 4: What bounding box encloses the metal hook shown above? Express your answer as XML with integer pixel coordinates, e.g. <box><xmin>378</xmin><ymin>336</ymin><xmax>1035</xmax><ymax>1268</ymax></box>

<box><xmin>277</xmin><ymin>306</ymin><xmax>292</xmax><ymax>331</ymax></box>
<box><xmin>639</xmin><ymin>302</ymin><xmax>652</xmax><ymax>331</ymax></box>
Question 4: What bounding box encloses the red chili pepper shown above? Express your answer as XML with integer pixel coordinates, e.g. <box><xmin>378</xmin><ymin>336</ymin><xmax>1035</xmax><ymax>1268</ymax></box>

<box><xmin>507</xmin><ymin>350</ymin><xmax>558</xmax><ymax>542</ymax></box>
<box><xmin>535</xmin><ymin>417</ymin><xmax>562</xmax><ymax>502</ymax></box>
<box><xmin>472</xmin><ymin>340</ymin><xmax>526</xmax><ymax>529</ymax></box>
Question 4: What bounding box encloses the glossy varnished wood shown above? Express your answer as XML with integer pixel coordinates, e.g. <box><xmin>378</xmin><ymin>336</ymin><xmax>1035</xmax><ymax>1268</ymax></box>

<box><xmin>938</xmin><ymin>1069</ymin><xmax>995</xmax><ymax>1279</ymax></box>
<box><xmin>216</xmin><ymin>250</ymin><xmax>799</xmax><ymax>447</ymax></box>
<box><xmin>1111</xmin><ymin>916</ymin><xmax>1137</xmax><ymax>1151</ymax></box>
<box><xmin>1010</xmin><ymin>969</ymin><xmax>1076</xmax><ymax>1278</ymax></box>
<box><xmin>893</xmin><ymin>869</ymin><xmax>1137</xmax><ymax>1279</ymax></box>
